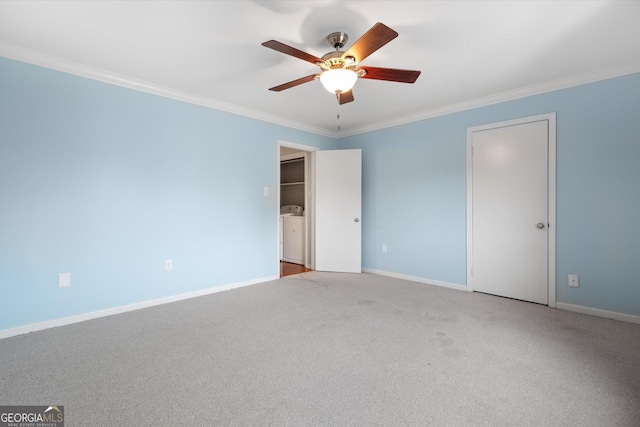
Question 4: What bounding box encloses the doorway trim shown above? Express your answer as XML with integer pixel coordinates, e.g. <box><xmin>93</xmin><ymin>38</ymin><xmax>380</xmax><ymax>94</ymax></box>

<box><xmin>277</xmin><ymin>140</ymin><xmax>319</xmax><ymax>272</ymax></box>
<box><xmin>465</xmin><ymin>113</ymin><xmax>556</xmax><ymax>307</ymax></box>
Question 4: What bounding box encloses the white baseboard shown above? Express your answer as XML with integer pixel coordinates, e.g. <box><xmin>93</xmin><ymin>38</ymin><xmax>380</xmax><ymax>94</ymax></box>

<box><xmin>364</xmin><ymin>269</ymin><xmax>640</xmax><ymax>324</ymax></box>
<box><xmin>6</xmin><ymin>273</ymin><xmax>635</xmax><ymax>340</ymax></box>
<box><xmin>363</xmin><ymin>268</ymin><xmax>467</xmax><ymax>292</ymax></box>
<box><xmin>0</xmin><ymin>274</ymin><xmax>279</xmax><ymax>340</ymax></box>
<box><xmin>556</xmin><ymin>302</ymin><xmax>640</xmax><ymax>324</ymax></box>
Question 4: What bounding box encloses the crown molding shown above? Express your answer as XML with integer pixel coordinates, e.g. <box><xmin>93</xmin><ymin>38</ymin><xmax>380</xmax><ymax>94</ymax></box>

<box><xmin>338</xmin><ymin>63</ymin><xmax>640</xmax><ymax>138</ymax></box>
<box><xmin>0</xmin><ymin>42</ymin><xmax>338</xmax><ymax>139</ymax></box>
<box><xmin>2</xmin><ymin>42</ymin><xmax>637</xmax><ymax>140</ymax></box>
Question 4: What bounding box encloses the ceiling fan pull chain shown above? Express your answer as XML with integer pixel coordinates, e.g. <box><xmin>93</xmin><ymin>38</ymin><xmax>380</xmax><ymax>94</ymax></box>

<box><xmin>337</xmin><ymin>102</ymin><xmax>341</xmax><ymax>131</ymax></box>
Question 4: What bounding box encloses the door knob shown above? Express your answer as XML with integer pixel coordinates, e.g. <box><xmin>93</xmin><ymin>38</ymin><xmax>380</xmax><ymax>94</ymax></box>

<box><xmin>354</xmin><ymin>218</ymin><xmax>360</xmax><ymax>223</ymax></box>
<box><xmin>536</xmin><ymin>223</ymin><xmax>545</xmax><ymax>229</ymax></box>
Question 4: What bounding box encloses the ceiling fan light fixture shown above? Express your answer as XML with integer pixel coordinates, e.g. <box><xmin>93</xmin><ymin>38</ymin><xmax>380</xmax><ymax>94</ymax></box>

<box><xmin>262</xmin><ymin>23</ymin><xmax>420</xmax><ymax>105</ymax></box>
<box><xmin>319</xmin><ymin>68</ymin><xmax>358</xmax><ymax>94</ymax></box>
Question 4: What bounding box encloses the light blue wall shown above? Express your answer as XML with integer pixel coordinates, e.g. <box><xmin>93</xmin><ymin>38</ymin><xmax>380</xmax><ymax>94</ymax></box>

<box><xmin>2</xmin><ymin>55</ymin><xmax>638</xmax><ymax>331</ymax></box>
<box><xmin>338</xmin><ymin>72</ymin><xmax>640</xmax><ymax>316</ymax></box>
<box><xmin>0</xmin><ymin>57</ymin><xmax>336</xmax><ymax>330</ymax></box>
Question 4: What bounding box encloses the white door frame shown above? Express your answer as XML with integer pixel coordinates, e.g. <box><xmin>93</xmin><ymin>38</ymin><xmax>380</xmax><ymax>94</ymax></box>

<box><xmin>466</xmin><ymin>113</ymin><xmax>556</xmax><ymax>307</ymax></box>
<box><xmin>277</xmin><ymin>140</ymin><xmax>318</xmax><ymax>271</ymax></box>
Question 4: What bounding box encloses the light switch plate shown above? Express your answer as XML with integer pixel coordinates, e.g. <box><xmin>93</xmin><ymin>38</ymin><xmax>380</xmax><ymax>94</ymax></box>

<box><xmin>58</xmin><ymin>273</ymin><xmax>71</xmax><ymax>288</ymax></box>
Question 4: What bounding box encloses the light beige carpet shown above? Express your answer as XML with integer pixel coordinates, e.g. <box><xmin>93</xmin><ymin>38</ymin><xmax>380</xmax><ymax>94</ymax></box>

<box><xmin>1</xmin><ymin>272</ymin><xmax>639</xmax><ymax>426</ymax></box>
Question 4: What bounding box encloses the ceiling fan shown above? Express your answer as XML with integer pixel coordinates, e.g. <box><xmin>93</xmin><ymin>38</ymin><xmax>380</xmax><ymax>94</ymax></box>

<box><xmin>262</xmin><ymin>22</ymin><xmax>421</xmax><ymax>105</ymax></box>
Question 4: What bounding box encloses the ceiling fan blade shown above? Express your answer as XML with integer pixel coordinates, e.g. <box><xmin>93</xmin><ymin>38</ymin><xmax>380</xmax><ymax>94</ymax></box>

<box><xmin>268</xmin><ymin>74</ymin><xmax>318</xmax><ymax>92</ymax></box>
<box><xmin>262</xmin><ymin>40</ymin><xmax>323</xmax><ymax>65</ymax></box>
<box><xmin>357</xmin><ymin>66</ymin><xmax>421</xmax><ymax>83</ymax></box>
<box><xmin>342</xmin><ymin>22</ymin><xmax>398</xmax><ymax>63</ymax></box>
<box><xmin>337</xmin><ymin>90</ymin><xmax>355</xmax><ymax>105</ymax></box>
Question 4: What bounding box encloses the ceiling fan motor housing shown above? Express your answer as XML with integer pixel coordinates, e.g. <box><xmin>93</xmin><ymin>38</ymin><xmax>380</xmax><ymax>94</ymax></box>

<box><xmin>317</xmin><ymin>32</ymin><xmax>356</xmax><ymax>71</ymax></box>
<box><xmin>319</xmin><ymin>51</ymin><xmax>356</xmax><ymax>71</ymax></box>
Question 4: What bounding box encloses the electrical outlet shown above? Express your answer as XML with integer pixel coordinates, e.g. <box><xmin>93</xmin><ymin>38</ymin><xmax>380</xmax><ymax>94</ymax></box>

<box><xmin>165</xmin><ymin>260</ymin><xmax>172</xmax><ymax>271</ymax></box>
<box><xmin>382</xmin><ymin>244</ymin><xmax>388</xmax><ymax>253</ymax></box>
<box><xmin>568</xmin><ymin>274</ymin><xmax>579</xmax><ymax>287</ymax></box>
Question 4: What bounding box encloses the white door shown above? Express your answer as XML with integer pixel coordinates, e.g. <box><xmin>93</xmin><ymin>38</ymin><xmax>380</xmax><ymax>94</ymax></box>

<box><xmin>315</xmin><ymin>149</ymin><xmax>362</xmax><ymax>273</ymax></box>
<box><xmin>470</xmin><ymin>119</ymin><xmax>550</xmax><ymax>304</ymax></box>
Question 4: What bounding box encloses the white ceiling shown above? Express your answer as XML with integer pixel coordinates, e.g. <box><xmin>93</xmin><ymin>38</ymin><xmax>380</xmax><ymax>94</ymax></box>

<box><xmin>1</xmin><ymin>1</ymin><xmax>639</xmax><ymax>137</ymax></box>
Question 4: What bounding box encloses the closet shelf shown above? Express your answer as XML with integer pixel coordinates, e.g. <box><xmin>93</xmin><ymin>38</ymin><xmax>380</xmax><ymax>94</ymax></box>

<box><xmin>281</xmin><ymin>181</ymin><xmax>304</xmax><ymax>186</ymax></box>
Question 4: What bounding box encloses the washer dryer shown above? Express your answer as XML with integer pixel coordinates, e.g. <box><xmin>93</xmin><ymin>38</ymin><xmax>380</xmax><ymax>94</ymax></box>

<box><xmin>280</xmin><ymin>205</ymin><xmax>304</xmax><ymax>263</ymax></box>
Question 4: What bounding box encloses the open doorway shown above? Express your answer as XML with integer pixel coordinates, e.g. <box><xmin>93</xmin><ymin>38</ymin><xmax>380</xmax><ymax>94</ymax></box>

<box><xmin>277</xmin><ymin>142</ymin><xmax>363</xmax><ymax>276</ymax></box>
<box><xmin>278</xmin><ymin>141</ymin><xmax>318</xmax><ymax>277</ymax></box>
